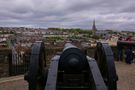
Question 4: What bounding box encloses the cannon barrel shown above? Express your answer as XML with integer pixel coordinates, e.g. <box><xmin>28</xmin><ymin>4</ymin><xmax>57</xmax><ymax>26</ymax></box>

<box><xmin>59</xmin><ymin>43</ymin><xmax>88</xmax><ymax>73</ymax></box>
<box><xmin>117</xmin><ymin>40</ymin><xmax>135</xmax><ymax>46</ymax></box>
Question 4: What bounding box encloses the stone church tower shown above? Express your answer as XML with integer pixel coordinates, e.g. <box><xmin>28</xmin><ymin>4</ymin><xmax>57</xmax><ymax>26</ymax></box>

<box><xmin>92</xmin><ymin>20</ymin><xmax>97</xmax><ymax>32</ymax></box>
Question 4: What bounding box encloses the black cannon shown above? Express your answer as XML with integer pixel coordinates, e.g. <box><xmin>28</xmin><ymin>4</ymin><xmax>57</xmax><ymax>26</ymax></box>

<box><xmin>117</xmin><ymin>40</ymin><xmax>135</xmax><ymax>61</ymax></box>
<box><xmin>25</xmin><ymin>41</ymin><xmax>118</xmax><ymax>90</ymax></box>
<box><xmin>117</xmin><ymin>41</ymin><xmax>135</xmax><ymax>47</ymax></box>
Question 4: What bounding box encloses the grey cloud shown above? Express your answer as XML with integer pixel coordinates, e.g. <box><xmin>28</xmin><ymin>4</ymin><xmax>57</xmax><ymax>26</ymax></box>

<box><xmin>0</xmin><ymin>0</ymin><xmax>135</xmax><ymax>30</ymax></box>
<box><xmin>119</xmin><ymin>6</ymin><xmax>135</xmax><ymax>13</ymax></box>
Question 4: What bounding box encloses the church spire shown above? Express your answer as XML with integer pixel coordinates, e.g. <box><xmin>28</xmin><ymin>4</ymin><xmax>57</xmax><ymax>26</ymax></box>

<box><xmin>92</xmin><ymin>19</ymin><xmax>97</xmax><ymax>31</ymax></box>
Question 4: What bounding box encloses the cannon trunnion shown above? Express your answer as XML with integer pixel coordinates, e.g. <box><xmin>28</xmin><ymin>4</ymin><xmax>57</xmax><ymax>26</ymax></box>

<box><xmin>25</xmin><ymin>42</ymin><xmax>118</xmax><ymax>90</ymax></box>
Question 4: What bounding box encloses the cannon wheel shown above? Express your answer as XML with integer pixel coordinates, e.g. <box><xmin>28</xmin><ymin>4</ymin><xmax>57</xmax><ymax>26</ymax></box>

<box><xmin>95</xmin><ymin>42</ymin><xmax>118</xmax><ymax>90</ymax></box>
<box><xmin>26</xmin><ymin>41</ymin><xmax>46</xmax><ymax>90</ymax></box>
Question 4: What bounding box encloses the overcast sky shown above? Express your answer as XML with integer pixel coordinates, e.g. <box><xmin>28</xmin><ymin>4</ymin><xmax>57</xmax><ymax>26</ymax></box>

<box><xmin>0</xmin><ymin>0</ymin><xmax>135</xmax><ymax>31</ymax></box>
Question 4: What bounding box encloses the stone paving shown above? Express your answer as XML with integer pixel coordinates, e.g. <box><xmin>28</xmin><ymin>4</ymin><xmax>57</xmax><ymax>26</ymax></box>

<box><xmin>0</xmin><ymin>75</ymin><xmax>28</xmax><ymax>90</ymax></box>
<box><xmin>116</xmin><ymin>61</ymin><xmax>135</xmax><ymax>90</ymax></box>
<box><xmin>0</xmin><ymin>62</ymin><xmax>135</xmax><ymax>90</ymax></box>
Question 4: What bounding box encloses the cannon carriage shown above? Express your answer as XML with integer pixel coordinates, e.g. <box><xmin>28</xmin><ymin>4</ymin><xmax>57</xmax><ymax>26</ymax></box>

<box><xmin>25</xmin><ymin>41</ymin><xmax>118</xmax><ymax>90</ymax></box>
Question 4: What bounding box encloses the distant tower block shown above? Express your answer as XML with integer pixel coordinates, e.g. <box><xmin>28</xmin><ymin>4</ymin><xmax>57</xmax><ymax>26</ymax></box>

<box><xmin>92</xmin><ymin>20</ymin><xmax>97</xmax><ymax>32</ymax></box>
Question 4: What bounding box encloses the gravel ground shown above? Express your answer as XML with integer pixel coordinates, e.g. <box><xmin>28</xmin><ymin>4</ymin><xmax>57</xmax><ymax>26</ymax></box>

<box><xmin>0</xmin><ymin>61</ymin><xmax>135</xmax><ymax>90</ymax></box>
<box><xmin>116</xmin><ymin>61</ymin><xmax>135</xmax><ymax>90</ymax></box>
<box><xmin>0</xmin><ymin>75</ymin><xmax>28</xmax><ymax>90</ymax></box>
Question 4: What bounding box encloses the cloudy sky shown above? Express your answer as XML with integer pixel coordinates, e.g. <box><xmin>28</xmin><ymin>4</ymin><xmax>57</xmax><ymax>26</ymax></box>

<box><xmin>0</xmin><ymin>0</ymin><xmax>135</xmax><ymax>30</ymax></box>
